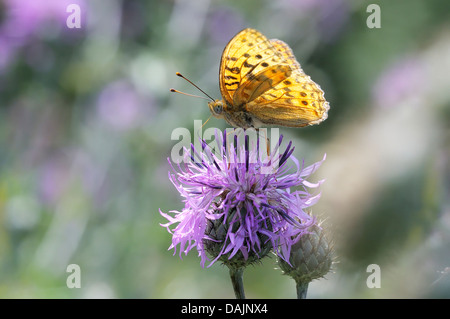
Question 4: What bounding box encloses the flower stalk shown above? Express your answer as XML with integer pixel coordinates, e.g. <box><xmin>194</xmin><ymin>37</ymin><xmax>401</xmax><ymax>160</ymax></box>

<box><xmin>296</xmin><ymin>282</ymin><xmax>309</xmax><ymax>299</ymax></box>
<box><xmin>229</xmin><ymin>267</ymin><xmax>245</xmax><ymax>299</ymax></box>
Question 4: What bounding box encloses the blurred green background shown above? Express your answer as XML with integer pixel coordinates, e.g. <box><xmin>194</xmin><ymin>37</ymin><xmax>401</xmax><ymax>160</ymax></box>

<box><xmin>0</xmin><ymin>0</ymin><xmax>449</xmax><ymax>298</ymax></box>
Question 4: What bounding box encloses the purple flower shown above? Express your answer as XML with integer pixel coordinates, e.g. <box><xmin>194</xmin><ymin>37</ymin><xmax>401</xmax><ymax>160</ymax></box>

<box><xmin>160</xmin><ymin>131</ymin><xmax>325</xmax><ymax>268</ymax></box>
<box><xmin>1</xmin><ymin>0</ymin><xmax>86</xmax><ymax>38</ymax></box>
<box><xmin>206</xmin><ymin>7</ymin><xmax>246</xmax><ymax>45</ymax></box>
<box><xmin>0</xmin><ymin>0</ymin><xmax>86</xmax><ymax>70</ymax></box>
<box><xmin>278</xmin><ymin>0</ymin><xmax>350</xmax><ymax>43</ymax></box>
<box><xmin>372</xmin><ymin>56</ymin><xmax>425</xmax><ymax>107</ymax></box>
<box><xmin>96</xmin><ymin>80</ymin><xmax>150</xmax><ymax>131</ymax></box>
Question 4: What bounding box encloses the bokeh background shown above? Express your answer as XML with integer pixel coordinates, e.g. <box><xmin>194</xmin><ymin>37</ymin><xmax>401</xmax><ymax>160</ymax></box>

<box><xmin>0</xmin><ymin>0</ymin><xmax>449</xmax><ymax>298</ymax></box>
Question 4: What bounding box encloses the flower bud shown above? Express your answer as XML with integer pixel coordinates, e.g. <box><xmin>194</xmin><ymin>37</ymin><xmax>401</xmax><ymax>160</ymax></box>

<box><xmin>278</xmin><ymin>223</ymin><xmax>333</xmax><ymax>284</ymax></box>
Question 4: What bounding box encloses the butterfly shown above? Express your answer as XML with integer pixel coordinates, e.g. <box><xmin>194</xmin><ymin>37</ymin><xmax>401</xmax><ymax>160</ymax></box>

<box><xmin>173</xmin><ymin>28</ymin><xmax>329</xmax><ymax>129</ymax></box>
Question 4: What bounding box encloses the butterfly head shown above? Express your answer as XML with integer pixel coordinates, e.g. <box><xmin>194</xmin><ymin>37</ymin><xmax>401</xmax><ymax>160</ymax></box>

<box><xmin>208</xmin><ymin>100</ymin><xmax>225</xmax><ymax>119</ymax></box>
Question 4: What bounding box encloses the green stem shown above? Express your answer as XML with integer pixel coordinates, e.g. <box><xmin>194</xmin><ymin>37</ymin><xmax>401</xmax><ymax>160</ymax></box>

<box><xmin>296</xmin><ymin>281</ymin><xmax>309</xmax><ymax>299</ymax></box>
<box><xmin>229</xmin><ymin>267</ymin><xmax>245</xmax><ymax>299</ymax></box>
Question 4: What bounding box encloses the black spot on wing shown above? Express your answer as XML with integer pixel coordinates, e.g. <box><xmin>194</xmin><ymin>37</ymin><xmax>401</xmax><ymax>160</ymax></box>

<box><xmin>243</xmin><ymin>61</ymin><xmax>255</xmax><ymax>68</ymax></box>
<box><xmin>225</xmin><ymin>81</ymin><xmax>240</xmax><ymax>87</ymax></box>
<box><xmin>226</xmin><ymin>66</ymin><xmax>240</xmax><ymax>74</ymax></box>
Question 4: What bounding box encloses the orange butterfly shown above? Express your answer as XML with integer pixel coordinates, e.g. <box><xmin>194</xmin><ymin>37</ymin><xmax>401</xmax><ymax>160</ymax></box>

<box><xmin>173</xmin><ymin>28</ymin><xmax>329</xmax><ymax>129</ymax></box>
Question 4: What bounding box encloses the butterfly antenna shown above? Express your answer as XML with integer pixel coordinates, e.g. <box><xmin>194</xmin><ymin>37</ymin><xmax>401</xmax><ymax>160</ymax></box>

<box><xmin>174</xmin><ymin>72</ymin><xmax>215</xmax><ymax>101</ymax></box>
<box><xmin>258</xmin><ymin>128</ymin><xmax>271</xmax><ymax>156</ymax></box>
<box><xmin>169</xmin><ymin>88</ymin><xmax>211</xmax><ymax>101</ymax></box>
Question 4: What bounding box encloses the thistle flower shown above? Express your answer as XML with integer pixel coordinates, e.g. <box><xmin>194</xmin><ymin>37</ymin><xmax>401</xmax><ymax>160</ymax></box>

<box><xmin>160</xmin><ymin>130</ymin><xmax>325</xmax><ymax>271</ymax></box>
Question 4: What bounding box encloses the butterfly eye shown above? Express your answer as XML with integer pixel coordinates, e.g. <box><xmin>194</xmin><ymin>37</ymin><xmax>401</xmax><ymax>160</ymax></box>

<box><xmin>214</xmin><ymin>104</ymin><xmax>223</xmax><ymax>114</ymax></box>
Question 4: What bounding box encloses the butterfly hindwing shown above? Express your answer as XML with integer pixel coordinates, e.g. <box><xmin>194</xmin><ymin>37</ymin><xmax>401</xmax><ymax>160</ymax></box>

<box><xmin>243</xmin><ymin>39</ymin><xmax>329</xmax><ymax>127</ymax></box>
<box><xmin>246</xmin><ymin>72</ymin><xmax>329</xmax><ymax>127</ymax></box>
<box><xmin>269</xmin><ymin>39</ymin><xmax>302</xmax><ymax>71</ymax></box>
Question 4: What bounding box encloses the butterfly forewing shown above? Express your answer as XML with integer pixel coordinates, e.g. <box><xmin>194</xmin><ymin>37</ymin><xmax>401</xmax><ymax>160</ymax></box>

<box><xmin>233</xmin><ymin>64</ymin><xmax>292</xmax><ymax>106</ymax></box>
<box><xmin>220</xmin><ymin>29</ymin><xmax>287</xmax><ymax>109</ymax></box>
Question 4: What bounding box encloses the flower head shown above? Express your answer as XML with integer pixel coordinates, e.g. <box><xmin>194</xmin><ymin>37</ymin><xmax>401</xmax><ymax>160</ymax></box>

<box><xmin>160</xmin><ymin>130</ymin><xmax>325</xmax><ymax>268</ymax></box>
<box><xmin>278</xmin><ymin>221</ymin><xmax>333</xmax><ymax>288</ymax></box>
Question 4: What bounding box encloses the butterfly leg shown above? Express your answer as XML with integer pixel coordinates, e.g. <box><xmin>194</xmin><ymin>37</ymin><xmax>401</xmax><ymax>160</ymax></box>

<box><xmin>256</xmin><ymin>128</ymin><xmax>270</xmax><ymax>156</ymax></box>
